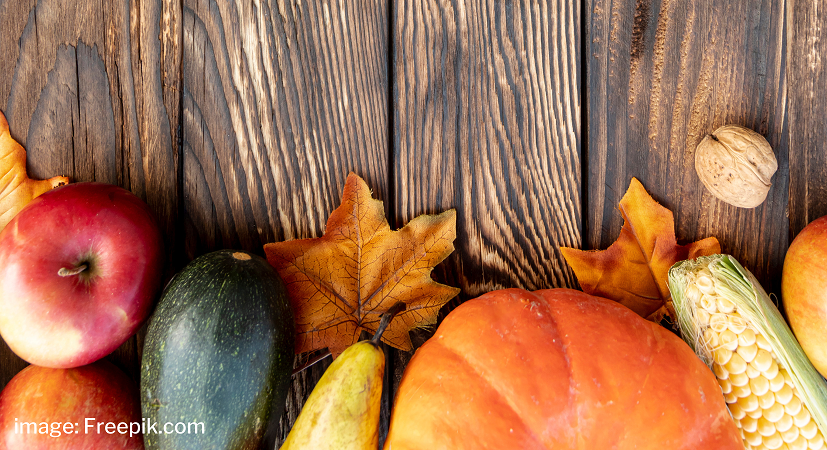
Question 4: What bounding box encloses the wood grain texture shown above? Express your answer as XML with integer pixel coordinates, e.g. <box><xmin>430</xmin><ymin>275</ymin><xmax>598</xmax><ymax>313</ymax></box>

<box><xmin>180</xmin><ymin>0</ymin><xmax>388</xmax><ymax>442</ymax></box>
<box><xmin>587</xmin><ymin>0</ymin><xmax>789</xmax><ymax>294</ymax></box>
<box><xmin>393</xmin><ymin>0</ymin><xmax>582</xmax><ymax>298</ymax></box>
<box><xmin>0</xmin><ymin>0</ymin><xmax>180</xmax><ymax>388</ymax></box>
<box><xmin>787</xmin><ymin>0</ymin><xmax>827</xmax><ymax>236</ymax></box>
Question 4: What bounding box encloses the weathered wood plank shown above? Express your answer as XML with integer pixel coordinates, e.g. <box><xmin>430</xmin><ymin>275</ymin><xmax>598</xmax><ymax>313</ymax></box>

<box><xmin>394</xmin><ymin>0</ymin><xmax>581</xmax><ymax>300</ymax></box>
<box><xmin>787</xmin><ymin>0</ymin><xmax>827</xmax><ymax>236</ymax></box>
<box><xmin>0</xmin><ymin>0</ymin><xmax>180</xmax><ymax>388</ymax></box>
<box><xmin>587</xmin><ymin>0</ymin><xmax>788</xmax><ymax>294</ymax></box>
<box><xmin>180</xmin><ymin>0</ymin><xmax>388</xmax><ymax>443</ymax></box>
<box><xmin>391</xmin><ymin>0</ymin><xmax>582</xmax><ymax>434</ymax></box>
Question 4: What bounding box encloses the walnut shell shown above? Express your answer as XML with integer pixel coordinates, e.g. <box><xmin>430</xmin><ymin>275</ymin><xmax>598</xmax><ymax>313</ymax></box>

<box><xmin>694</xmin><ymin>125</ymin><xmax>778</xmax><ymax>208</ymax></box>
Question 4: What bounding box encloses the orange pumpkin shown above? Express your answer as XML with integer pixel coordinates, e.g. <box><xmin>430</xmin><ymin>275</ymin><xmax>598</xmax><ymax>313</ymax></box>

<box><xmin>384</xmin><ymin>288</ymin><xmax>742</xmax><ymax>449</ymax></box>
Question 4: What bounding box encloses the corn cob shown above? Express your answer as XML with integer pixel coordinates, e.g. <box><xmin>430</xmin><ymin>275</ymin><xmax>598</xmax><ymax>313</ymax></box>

<box><xmin>669</xmin><ymin>255</ymin><xmax>827</xmax><ymax>450</ymax></box>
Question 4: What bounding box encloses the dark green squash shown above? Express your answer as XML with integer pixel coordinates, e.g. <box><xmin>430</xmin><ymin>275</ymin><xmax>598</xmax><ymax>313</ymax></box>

<box><xmin>141</xmin><ymin>250</ymin><xmax>294</xmax><ymax>450</ymax></box>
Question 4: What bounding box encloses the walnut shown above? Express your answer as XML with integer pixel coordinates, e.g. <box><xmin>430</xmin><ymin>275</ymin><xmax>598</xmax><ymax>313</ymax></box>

<box><xmin>694</xmin><ymin>125</ymin><xmax>778</xmax><ymax>208</ymax></box>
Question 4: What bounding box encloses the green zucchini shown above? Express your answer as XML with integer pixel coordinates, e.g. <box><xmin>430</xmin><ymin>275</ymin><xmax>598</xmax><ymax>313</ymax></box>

<box><xmin>141</xmin><ymin>250</ymin><xmax>294</xmax><ymax>450</ymax></box>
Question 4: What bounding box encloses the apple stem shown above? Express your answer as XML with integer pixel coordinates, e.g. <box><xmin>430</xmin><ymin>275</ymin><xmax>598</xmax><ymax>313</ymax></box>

<box><xmin>58</xmin><ymin>264</ymin><xmax>88</xmax><ymax>277</ymax></box>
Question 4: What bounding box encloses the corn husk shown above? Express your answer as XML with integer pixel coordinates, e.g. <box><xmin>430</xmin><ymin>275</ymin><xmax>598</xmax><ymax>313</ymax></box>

<box><xmin>668</xmin><ymin>254</ymin><xmax>827</xmax><ymax>438</ymax></box>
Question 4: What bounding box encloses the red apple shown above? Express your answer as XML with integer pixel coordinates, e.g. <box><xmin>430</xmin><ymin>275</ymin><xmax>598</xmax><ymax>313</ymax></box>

<box><xmin>0</xmin><ymin>182</ymin><xmax>163</xmax><ymax>368</ymax></box>
<box><xmin>782</xmin><ymin>214</ymin><xmax>827</xmax><ymax>377</ymax></box>
<box><xmin>0</xmin><ymin>360</ymin><xmax>143</xmax><ymax>449</ymax></box>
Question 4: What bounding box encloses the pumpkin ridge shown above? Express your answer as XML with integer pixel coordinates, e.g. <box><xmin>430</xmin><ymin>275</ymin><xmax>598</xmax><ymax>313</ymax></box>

<box><xmin>531</xmin><ymin>290</ymin><xmax>581</xmax><ymax>444</ymax></box>
<box><xmin>431</xmin><ymin>336</ymin><xmax>549</xmax><ymax>448</ymax></box>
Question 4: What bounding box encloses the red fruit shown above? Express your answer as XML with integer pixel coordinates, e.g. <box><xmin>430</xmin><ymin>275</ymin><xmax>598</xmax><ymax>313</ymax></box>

<box><xmin>0</xmin><ymin>361</ymin><xmax>143</xmax><ymax>449</ymax></box>
<box><xmin>0</xmin><ymin>182</ymin><xmax>164</xmax><ymax>368</ymax></box>
<box><xmin>783</xmin><ymin>215</ymin><xmax>827</xmax><ymax>377</ymax></box>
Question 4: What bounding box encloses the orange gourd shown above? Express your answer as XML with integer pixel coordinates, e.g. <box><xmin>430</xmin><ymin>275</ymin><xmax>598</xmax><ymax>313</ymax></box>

<box><xmin>384</xmin><ymin>288</ymin><xmax>742</xmax><ymax>449</ymax></box>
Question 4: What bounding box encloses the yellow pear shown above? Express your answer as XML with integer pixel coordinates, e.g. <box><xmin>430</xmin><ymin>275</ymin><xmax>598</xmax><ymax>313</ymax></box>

<box><xmin>281</xmin><ymin>303</ymin><xmax>404</xmax><ymax>450</ymax></box>
<box><xmin>281</xmin><ymin>341</ymin><xmax>384</xmax><ymax>450</ymax></box>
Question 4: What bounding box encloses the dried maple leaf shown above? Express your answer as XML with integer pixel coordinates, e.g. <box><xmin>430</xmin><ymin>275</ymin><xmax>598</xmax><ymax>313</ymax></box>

<box><xmin>0</xmin><ymin>111</ymin><xmax>68</xmax><ymax>231</ymax></box>
<box><xmin>561</xmin><ymin>178</ymin><xmax>720</xmax><ymax>321</ymax></box>
<box><xmin>264</xmin><ymin>173</ymin><xmax>460</xmax><ymax>356</ymax></box>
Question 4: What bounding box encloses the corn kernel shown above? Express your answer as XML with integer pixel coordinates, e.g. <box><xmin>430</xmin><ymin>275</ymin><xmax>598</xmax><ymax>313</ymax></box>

<box><xmin>786</xmin><ymin>396</ymin><xmax>803</xmax><ymax>417</ymax></box>
<box><xmin>726</xmin><ymin>353</ymin><xmax>748</xmax><ymax>375</ymax></box>
<box><xmin>766</xmin><ymin>403</ymin><xmax>786</xmax><ymax>422</ymax></box>
<box><xmin>721</xmin><ymin>329</ymin><xmax>739</xmax><ymax>351</ymax></box>
<box><xmin>696</xmin><ymin>309</ymin><xmax>711</xmax><ymax>328</ymax></box>
<box><xmin>710</xmin><ymin>313</ymin><xmax>729</xmax><ymax>333</ymax></box>
<box><xmin>756</xmin><ymin>333</ymin><xmax>772</xmax><ymax>351</ymax></box>
<box><xmin>700</xmin><ymin>295</ymin><xmax>718</xmax><ymax>313</ymax></box>
<box><xmin>714</xmin><ymin>363</ymin><xmax>729</xmax><ymax>380</ymax></box>
<box><xmin>696</xmin><ymin>275</ymin><xmax>716</xmax><ymax>294</ymax></box>
<box><xmin>704</xmin><ymin>327</ymin><xmax>720</xmax><ymax>349</ymax></box>
<box><xmin>687</xmin><ymin>284</ymin><xmax>702</xmax><ymax>304</ymax></box>
<box><xmin>765</xmin><ymin>431</ymin><xmax>785</xmax><ymax>449</ymax></box>
<box><xmin>760</xmin><ymin>390</ymin><xmax>779</xmax><ymax>409</ymax></box>
<box><xmin>737</xmin><ymin>343</ymin><xmax>758</xmax><ymax>363</ymax></box>
<box><xmin>759</xmin><ymin>416</ymin><xmax>778</xmax><ymax>436</ymax></box>
<box><xmin>731</xmin><ymin>371</ymin><xmax>750</xmax><ymax>387</ymax></box>
<box><xmin>777</xmin><ymin>384</ymin><xmax>795</xmax><ymax>405</ymax></box>
<box><xmin>777</xmin><ymin>414</ymin><xmax>795</xmax><ymax>433</ymax></box>
<box><xmin>765</xmin><ymin>360</ymin><xmax>780</xmax><ymax>380</ymax></box>
<box><xmin>771</xmin><ymin>372</ymin><xmax>787</xmax><ymax>392</ymax></box>
<box><xmin>791</xmin><ymin>434</ymin><xmax>809</xmax><ymax>450</ymax></box>
<box><xmin>717</xmin><ymin>296</ymin><xmax>736</xmax><ymax>314</ymax></box>
<box><xmin>781</xmin><ymin>423</ymin><xmax>800</xmax><ymax>443</ymax></box>
<box><xmin>747</xmin><ymin>408</ymin><xmax>765</xmax><ymax>419</ymax></box>
<box><xmin>747</xmin><ymin>365</ymin><xmax>761</xmax><ymax>379</ymax></box>
<box><xmin>699</xmin><ymin>294</ymin><xmax>717</xmax><ymax>312</ymax></box>
<box><xmin>744</xmin><ymin>430</ymin><xmax>763</xmax><ymax>446</ymax></box>
<box><xmin>729</xmin><ymin>315</ymin><xmax>748</xmax><ymax>334</ymax></box>
<box><xmin>794</xmin><ymin>408</ymin><xmax>812</xmax><ymax>429</ymax></box>
<box><xmin>749</xmin><ymin>375</ymin><xmax>770</xmax><ymax>397</ymax></box>
<box><xmin>801</xmin><ymin>420</ymin><xmax>818</xmax><ymax>440</ymax></box>
<box><xmin>733</xmin><ymin>384</ymin><xmax>751</xmax><ymax>398</ymax></box>
<box><xmin>720</xmin><ymin>378</ymin><xmax>734</xmax><ymax>395</ymax></box>
<box><xmin>809</xmin><ymin>433</ymin><xmax>824</xmax><ymax>449</ymax></box>
<box><xmin>740</xmin><ymin>394</ymin><xmax>760</xmax><ymax>412</ymax></box>
<box><xmin>738</xmin><ymin>327</ymin><xmax>757</xmax><ymax>347</ymax></box>
<box><xmin>753</xmin><ymin>349</ymin><xmax>774</xmax><ymax>372</ymax></box>
<box><xmin>715</xmin><ymin>347</ymin><xmax>733</xmax><ymax>366</ymax></box>
<box><xmin>742</xmin><ymin>415</ymin><xmax>759</xmax><ymax>433</ymax></box>
<box><xmin>730</xmin><ymin>402</ymin><xmax>746</xmax><ymax>420</ymax></box>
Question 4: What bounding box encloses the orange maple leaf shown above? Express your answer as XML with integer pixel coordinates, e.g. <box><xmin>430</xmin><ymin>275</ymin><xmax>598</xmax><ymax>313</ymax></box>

<box><xmin>264</xmin><ymin>173</ymin><xmax>460</xmax><ymax>356</ymax></box>
<box><xmin>0</xmin><ymin>111</ymin><xmax>68</xmax><ymax>231</ymax></box>
<box><xmin>561</xmin><ymin>178</ymin><xmax>720</xmax><ymax>320</ymax></box>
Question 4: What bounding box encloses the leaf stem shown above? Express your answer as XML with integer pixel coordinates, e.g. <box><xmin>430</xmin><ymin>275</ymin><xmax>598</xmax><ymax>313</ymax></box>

<box><xmin>291</xmin><ymin>302</ymin><xmax>407</xmax><ymax>377</ymax></box>
<box><xmin>371</xmin><ymin>302</ymin><xmax>406</xmax><ymax>344</ymax></box>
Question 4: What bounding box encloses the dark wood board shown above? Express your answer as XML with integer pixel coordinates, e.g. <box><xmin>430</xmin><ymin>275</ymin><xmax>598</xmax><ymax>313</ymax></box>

<box><xmin>787</xmin><ymin>0</ymin><xmax>827</xmax><ymax>235</ymax></box>
<box><xmin>0</xmin><ymin>0</ymin><xmax>180</xmax><ymax>388</ymax></box>
<box><xmin>586</xmin><ymin>0</ymin><xmax>789</xmax><ymax>295</ymax></box>
<box><xmin>393</xmin><ymin>0</ymin><xmax>581</xmax><ymax>300</ymax></box>
<box><xmin>180</xmin><ymin>0</ymin><xmax>389</xmax><ymax>442</ymax></box>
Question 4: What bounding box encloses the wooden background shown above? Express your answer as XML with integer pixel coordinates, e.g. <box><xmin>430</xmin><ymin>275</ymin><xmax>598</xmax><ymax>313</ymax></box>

<box><xmin>0</xmin><ymin>0</ymin><xmax>824</xmax><ymax>446</ymax></box>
